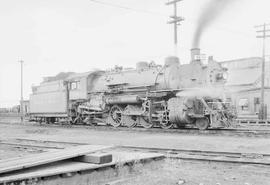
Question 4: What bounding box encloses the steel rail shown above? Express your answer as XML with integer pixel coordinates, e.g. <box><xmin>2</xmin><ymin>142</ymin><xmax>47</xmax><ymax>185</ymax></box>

<box><xmin>7</xmin><ymin>138</ymin><xmax>270</xmax><ymax>165</ymax></box>
<box><xmin>0</xmin><ymin>142</ymin><xmax>65</xmax><ymax>150</ymax></box>
<box><xmin>14</xmin><ymin>138</ymin><xmax>88</xmax><ymax>146</ymax></box>
<box><xmin>34</xmin><ymin>122</ymin><xmax>270</xmax><ymax>137</ymax></box>
<box><xmin>0</xmin><ymin>121</ymin><xmax>270</xmax><ymax>137</ymax></box>
<box><xmin>118</xmin><ymin>146</ymin><xmax>270</xmax><ymax>165</ymax></box>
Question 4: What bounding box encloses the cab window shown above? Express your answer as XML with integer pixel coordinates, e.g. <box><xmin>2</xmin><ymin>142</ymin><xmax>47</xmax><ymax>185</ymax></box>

<box><xmin>70</xmin><ymin>81</ymin><xmax>80</xmax><ymax>90</ymax></box>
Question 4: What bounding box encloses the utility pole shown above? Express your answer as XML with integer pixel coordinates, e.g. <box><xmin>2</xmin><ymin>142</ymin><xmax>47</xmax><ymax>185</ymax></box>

<box><xmin>166</xmin><ymin>0</ymin><xmax>184</xmax><ymax>56</ymax></box>
<box><xmin>255</xmin><ymin>23</ymin><xmax>270</xmax><ymax>119</ymax></box>
<box><xmin>18</xmin><ymin>60</ymin><xmax>24</xmax><ymax>122</ymax></box>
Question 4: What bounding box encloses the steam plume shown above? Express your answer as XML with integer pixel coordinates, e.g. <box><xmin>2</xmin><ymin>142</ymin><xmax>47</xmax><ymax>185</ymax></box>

<box><xmin>192</xmin><ymin>0</ymin><xmax>235</xmax><ymax>48</ymax></box>
<box><xmin>176</xmin><ymin>87</ymin><xmax>224</xmax><ymax>98</ymax></box>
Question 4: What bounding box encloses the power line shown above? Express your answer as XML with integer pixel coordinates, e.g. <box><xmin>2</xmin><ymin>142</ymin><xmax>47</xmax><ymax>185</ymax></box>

<box><xmin>255</xmin><ymin>23</ymin><xmax>270</xmax><ymax>119</ymax></box>
<box><xmin>89</xmin><ymin>0</ymin><xmax>166</xmax><ymax>17</ymax></box>
<box><xmin>166</xmin><ymin>0</ymin><xmax>184</xmax><ymax>56</ymax></box>
<box><xmin>88</xmin><ymin>0</ymin><xmax>255</xmax><ymax>41</ymax></box>
<box><xmin>18</xmin><ymin>60</ymin><xmax>24</xmax><ymax>122</ymax></box>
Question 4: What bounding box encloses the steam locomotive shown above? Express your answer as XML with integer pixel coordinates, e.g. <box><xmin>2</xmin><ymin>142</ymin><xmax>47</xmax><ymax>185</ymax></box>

<box><xmin>29</xmin><ymin>49</ymin><xmax>232</xmax><ymax>130</ymax></box>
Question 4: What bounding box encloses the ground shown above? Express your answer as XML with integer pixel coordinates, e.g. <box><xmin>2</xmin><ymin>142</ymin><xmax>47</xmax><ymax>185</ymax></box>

<box><xmin>38</xmin><ymin>160</ymin><xmax>270</xmax><ymax>185</ymax></box>
<box><xmin>0</xmin><ymin>121</ymin><xmax>270</xmax><ymax>185</ymax></box>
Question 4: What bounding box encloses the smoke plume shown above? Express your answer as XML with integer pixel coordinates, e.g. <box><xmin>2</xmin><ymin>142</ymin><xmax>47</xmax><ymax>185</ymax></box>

<box><xmin>192</xmin><ymin>0</ymin><xmax>235</xmax><ymax>48</ymax></box>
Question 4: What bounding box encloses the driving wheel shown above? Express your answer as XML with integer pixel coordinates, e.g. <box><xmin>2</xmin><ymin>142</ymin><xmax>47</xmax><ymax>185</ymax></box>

<box><xmin>138</xmin><ymin>116</ymin><xmax>153</xmax><ymax>129</ymax></box>
<box><xmin>107</xmin><ymin>105</ymin><xmax>123</xmax><ymax>127</ymax></box>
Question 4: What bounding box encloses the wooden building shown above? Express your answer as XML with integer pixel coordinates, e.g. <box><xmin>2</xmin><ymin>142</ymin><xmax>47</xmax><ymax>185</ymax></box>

<box><xmin>220</xmin><ymin>57</ymin><xmax>270</xmax><ymax>119</ymax></box>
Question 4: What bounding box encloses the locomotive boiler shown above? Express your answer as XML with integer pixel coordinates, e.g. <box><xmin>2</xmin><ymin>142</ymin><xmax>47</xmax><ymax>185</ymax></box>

<box><xmin>29</xmin><ymin>49</ymin><xmax>231</xmax><ymax>130</ymax></box>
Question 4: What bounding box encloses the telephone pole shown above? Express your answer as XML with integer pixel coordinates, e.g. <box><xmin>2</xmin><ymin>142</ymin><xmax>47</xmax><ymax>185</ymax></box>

<box><xmin>255</xmin><ymin>23</ymin><xmax>270</xmax><ymax>119</ymax></box>
<box><xmin>166</xmin><ymin>0</ymin><xmax>184</xmax><ymax>56</ymax></box>
<box><xmin>18</xmin><ymin>60</ymin><xmax>24</xmax><ymax>122</ymax></box>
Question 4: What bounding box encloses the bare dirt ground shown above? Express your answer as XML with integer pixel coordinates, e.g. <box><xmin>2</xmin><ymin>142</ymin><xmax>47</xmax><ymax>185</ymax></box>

<box><xmin>37</xmin><ymin>159</ymin><xmax>270</xmax><ymax>185</ymax></box>
<box><xmin>0</xmin><ymin>121</ymin><xmax>270</xmax><ymax>185</ymax></box>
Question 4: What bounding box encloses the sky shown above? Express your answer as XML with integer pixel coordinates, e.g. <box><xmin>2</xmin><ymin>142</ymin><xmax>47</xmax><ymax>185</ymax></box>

<box><xmin>0</xmin><ymin>0</ymin><xmax>270</xmax><ymax>107</ymax></box>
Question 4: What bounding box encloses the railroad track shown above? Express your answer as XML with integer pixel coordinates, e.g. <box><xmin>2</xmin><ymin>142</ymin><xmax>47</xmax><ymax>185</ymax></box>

<box><xmin>0</xmin><ymin>141</ymin><xmax>63</xmax><ymax>150</ymax></box>
<box><xmin>33</xmin><ymin>121</ymin><xmax>270</xmax><ymax>137</ymax></box>
<box><xmin>3</xmin><ymin>138</ymin><xmax>270</xmax><ymax>166</ymax></box>
<box><xmin>119</xmin><ymin>146</ymin><xmax>270</xmax><ymax>166</ymax></box>
<box><xmin>0</xmin><ymin>139</ymin><xmax>85</xmax><ymax>150</ymax></box>
<box><xmin>1</xmin><ymin>120</ymin><xmax>270</xmax><ymax>137</ymax></box>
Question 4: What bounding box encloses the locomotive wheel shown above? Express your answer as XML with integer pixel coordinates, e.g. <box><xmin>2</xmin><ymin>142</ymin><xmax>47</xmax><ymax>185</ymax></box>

<box><xmin>160</xmin><ymin>111</ymin><xmax>173</xmax><ymax>129</ymax></box>
<box><xmin>107</xmin><ymin>105</ymin><xmax>123</xmax><ymax>127</ymax></box>
<box><xmin>121</xmin><ymin>115</ymin><xmax>137</xmax><ymax>128</ymax></box>
<box><xmin>195</xmin><ymin>118</ymin><xmax>210</xmax><ymax>130</ymax></box>
<box><xmin>138</xmin><ymin>117</ymin><xmax>153</xmax><ymax>129</ymax></box>
<box><xmin>160</xmin><ymin>121</ymin><xmax>174</xmax><ymax>129</ymax></box>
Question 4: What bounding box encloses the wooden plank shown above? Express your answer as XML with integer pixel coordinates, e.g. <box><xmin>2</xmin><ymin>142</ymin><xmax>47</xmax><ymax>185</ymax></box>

<box><xmin>0</xmin><ymin>151</ymin><xmax>164</xmax><ymax>183</ymax></box>
<box><xmin>0</xmin><ymin>145</ymin><xmax>111</xmax><ymax>174</ymax></box>
<box><xmin>74</xmin><ymin>153</ymin><xmax>113</xmax><ymax>164</ymax></box>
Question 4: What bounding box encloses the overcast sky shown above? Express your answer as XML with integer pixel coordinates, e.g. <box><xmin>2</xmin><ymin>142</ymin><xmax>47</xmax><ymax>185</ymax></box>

<box><xmin>0</xmin><ymin>0</ymin><xmax>270</xmax><ymax>107</ymax></box>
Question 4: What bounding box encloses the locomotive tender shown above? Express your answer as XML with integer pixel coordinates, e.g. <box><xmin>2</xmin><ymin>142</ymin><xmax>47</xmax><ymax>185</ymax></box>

<box><xmin>29</xmin><ymin>49</ymin><xmax>231</xmax><ymax>130</ymax></box>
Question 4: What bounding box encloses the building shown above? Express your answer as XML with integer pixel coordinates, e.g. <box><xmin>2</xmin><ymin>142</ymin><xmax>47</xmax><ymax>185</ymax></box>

<box><xmin>220</xmin><ymin>57</ymin><xmax>270</xmax><ymax>119</ymax></box>
<box><xmin>22</xmin><ymin>100</ymin><xmax>30</xmax><ymax>115</ymax></box>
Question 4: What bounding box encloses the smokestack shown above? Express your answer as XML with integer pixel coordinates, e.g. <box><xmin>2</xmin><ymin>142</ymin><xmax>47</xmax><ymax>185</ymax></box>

<box><xmin>190</xmin><ymin>48</ymin><xmax>201</xmax><ymax>63</ymax></box>
<box><xmin>192</xmin><ymin>0</ymin><xmax>237</xmax><ymax>48</ymax></box>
